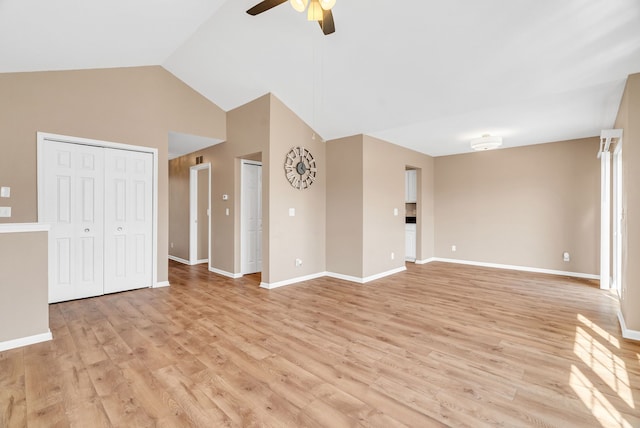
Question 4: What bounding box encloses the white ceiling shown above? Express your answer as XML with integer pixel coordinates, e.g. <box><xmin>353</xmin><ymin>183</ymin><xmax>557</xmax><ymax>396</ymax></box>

<box><xmin>2</xmin><ymin>0</ymin><xmax>639</xmax><ymax>157</ymax></box>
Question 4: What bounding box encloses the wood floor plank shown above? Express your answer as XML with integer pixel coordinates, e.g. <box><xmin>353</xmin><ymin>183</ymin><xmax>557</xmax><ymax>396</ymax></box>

<box><xmin>2</xmin><ymin>261</ymin><xmax>640</xmax><ymax>427</ymax></box>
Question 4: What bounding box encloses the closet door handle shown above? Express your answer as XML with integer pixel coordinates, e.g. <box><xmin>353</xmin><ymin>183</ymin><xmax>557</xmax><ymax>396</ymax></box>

<box><xmin>117</xmin><ymin>227</ymin><xmax>123</xmax><ymax>232</ymax></box>
<box><xmin>84</xmin><ymin>228</ymin><xmax>90</xmax><ymax>233</ymax></box>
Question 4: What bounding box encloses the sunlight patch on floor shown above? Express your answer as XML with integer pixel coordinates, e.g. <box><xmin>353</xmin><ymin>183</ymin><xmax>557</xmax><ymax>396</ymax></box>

<box><xmin>573</xmin><ymin>326</ymin><xmax>633</xmax><ymax>409</ymax></box>
<box><xmin>578</xmin><ymin>314</ymin><xmax>620</xmax><ymax>349</ymax></box>
<box><xmin>570</xmin><ymin>365</ymin><xmax>633</xmax><ymax>428</ymax></box>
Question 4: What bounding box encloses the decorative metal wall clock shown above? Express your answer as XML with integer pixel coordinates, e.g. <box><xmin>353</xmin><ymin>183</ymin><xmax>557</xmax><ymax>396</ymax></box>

<box><xmin>284</xmin><ymin>146</ymin><xmax>317</xmax><ymax>190</ymax></box>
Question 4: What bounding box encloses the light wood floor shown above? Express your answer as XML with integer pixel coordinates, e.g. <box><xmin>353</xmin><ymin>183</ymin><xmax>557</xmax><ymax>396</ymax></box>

<box><xmin>2</xmin><ymin>262</ymin><xmax>640</xmax><ymax>427</ymax></box>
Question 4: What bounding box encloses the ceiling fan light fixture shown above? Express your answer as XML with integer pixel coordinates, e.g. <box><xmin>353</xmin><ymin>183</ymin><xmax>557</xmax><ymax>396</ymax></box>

<box><xmin>319</xmin><ymin>0</ymin><xmax>336</xmax><ymax>10</ymax></box>
<box><xmin>470</xmin><ymin>134</ymin><xmax>503</xmax><ymax>151</ymax></box>
<box><xmin>289</xmin><ymin>0</ymin><xmax>308</xmax><ymax>13</ymax></box>
<box><xmin>307</xmin><ymin>0</ymin><xmax>324</xmax><ymax>21</ymax></box>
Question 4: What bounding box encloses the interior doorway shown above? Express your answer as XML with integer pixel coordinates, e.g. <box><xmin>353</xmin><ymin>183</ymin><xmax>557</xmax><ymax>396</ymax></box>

<box><xmin>189</xmin><ymin>163</ymin><xmax>211</xmax><ymax>266</ymax></box>
<box><xmin>241</xmin><ymin>160</ymin><xmax>263</xmax><ymax>275</ymax></box>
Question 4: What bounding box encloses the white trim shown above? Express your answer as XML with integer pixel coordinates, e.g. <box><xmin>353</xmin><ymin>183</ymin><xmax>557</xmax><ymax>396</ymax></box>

<box><xmin>0</xmin><ymin>330</ymin><xmax>52</xmax><ymax>352</ymax></box>
<box><xmin>326</xmin><ymin>266</ymin><xmax>408</xmax><ymax>284</ymax></box>
<box><xmin>209</xmin><ymin>266</ymin><xmax>242</xmax><ymax>279</ymax></box>
<box><xmin>432</xmin><ymin>258</ymin><xmax>599</xmax><ymax>280</ymax></box>
<box><xmin>0</xmin><ymin>223</ymin><xmax>50</xmax><ymax>233</ymax></box>
<box><xmin>416</xmin><ymin>257</ymin><xmax>437</xmax><ymax>265</ymax></box>
<box><xmin>168</xmin><ymin>255</ymin><xmax>190</xmax><ymax>265</ymax></box>
<box><xmin>612</xmin><ymin>141</ymin><xmax>623</xmax><ymax>297</ymax></box>
<box><xmin>168</xmin><ymin>255</ymin><xmax>207</xmax><ymax>266</ymax></box>
<box><xmin>363</xmin><ymin>266</ymin><xmax>407</xmax><ymax>282</ymax></box>
<box><xmin>154</xmin><ymin>281</ymin><xmax>170</xmax><ymax>288</ymax></box>
<box><xmin>324</xmin><ymin>271</ymin><xmax>364</xmax><ymax>283</ymax></box>
<box><xmin>618</xmin><ymin>311</ymin><xmax>640</xmax><ymax>341</ymax></box>
<box><xmin>37</xmin><ymin>132</ymin><xmax>159</xmax><ymax>293</ymax></box>
<box><xmin>260</xmin><ymin>272</ymin><xmax>326</xmax><ymax>289</ymax></box>
<box><xmin>600</xmin><ymin>150</ymin><xmax>611</xmax><ymax>289</ymax></box>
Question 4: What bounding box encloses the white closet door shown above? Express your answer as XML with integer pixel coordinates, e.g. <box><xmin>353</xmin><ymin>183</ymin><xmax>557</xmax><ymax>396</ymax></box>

<box><xmin>241</xmin><ymin>162</ymin><xmax>262</xmax><ymax>274</ymax></box>
<box><xmin>43</xmin><ymin>142</ymin><xmax>104</xmax><ymax>303</ymax></box>
<box><xmin>103</xmin><ymin>148</ymin><xmax>153</xmax><ymax>293</ymax></box>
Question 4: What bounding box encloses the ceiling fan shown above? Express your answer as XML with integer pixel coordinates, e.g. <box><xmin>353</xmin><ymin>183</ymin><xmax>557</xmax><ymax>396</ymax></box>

<box><xmin>247</xmin><ymin>0</ymin><xmax>336</xmax><ymax>35</ymax></box>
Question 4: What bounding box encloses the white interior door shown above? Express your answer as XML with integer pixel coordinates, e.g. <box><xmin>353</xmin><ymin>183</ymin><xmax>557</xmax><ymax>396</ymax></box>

<box><xmin>104</xmin><ymin>148</ymin><xmax>153</xmax><ymax>293</ymax></box>
<box><xmin>241</xmin><ymin>161</ymin><xmax>262</xmax><ymax>274</ymax></box>
<box><xmin>43</xmin><ymin>141</ymin><xmax>104</xmax><ymax>303</ymax></box>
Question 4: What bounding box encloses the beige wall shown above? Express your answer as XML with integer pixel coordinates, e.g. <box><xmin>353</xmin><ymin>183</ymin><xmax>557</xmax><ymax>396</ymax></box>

<box><xmin>0</xmin><ymin>231</ymin><xmax>48</xmax><ymax>343</ymax></box>
<box><xmin>326</xmin><ymin>135</ymin><xmax>365</xmax><ymax>277</ymax></box>
<box><xmin>0</xmin><ymin>66</ymin><xmax>226</xmax><ymax>282</ymax></box>
<box><xmin>615</xmin><ymin>72</ymin><xmax>640</xmax><ymax>331</ymax></box>
<box><xmin>434</xmin><ymin>137</ymin><xmax>600</xmax><ymax>274</ymax></box>
<box><xmin>168</xmin><ymin>94</ymin><xmax>327</xmax><ymax>284</ymax></box>
<box><xmin>326</xmin><ymin>134</ymin><xmax>435</xmax><ymax>279</ymax></box>
<box><xmin>268</xmin><ymin>96</ymin><xmax>326</xmax><ymax>283</ymax></box>
<box><xmin>170</xmin><ymin>95</ymin><xmax>269</xmax><ymax>276</ymax></box>
<box><xmin>362</xmin><ymin>135</ymin><xmax>435</xmax><ymax>276</ymax></box>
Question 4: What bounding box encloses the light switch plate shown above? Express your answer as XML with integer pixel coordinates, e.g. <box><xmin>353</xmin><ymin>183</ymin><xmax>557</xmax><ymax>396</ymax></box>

<box><xmin>0</xmin><ymin>206</ymin><xmax>11</xmax><ymax>217</ymax></box>
<box><xmin>0</xmin><ymin>187</ymin><xmax>9</xmax><ymax>198</ymax></box>
<box><xmin>289</xmin><ymin>208</ymin><xmax>295</xmax><ymax>217</ymax></box>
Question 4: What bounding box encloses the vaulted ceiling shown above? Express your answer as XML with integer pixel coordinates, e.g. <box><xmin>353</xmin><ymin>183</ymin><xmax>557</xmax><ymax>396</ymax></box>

<box><xmin>2</xmin><ymin>0</ymin><xmax>639</xmax><ymax>156</ymax></box>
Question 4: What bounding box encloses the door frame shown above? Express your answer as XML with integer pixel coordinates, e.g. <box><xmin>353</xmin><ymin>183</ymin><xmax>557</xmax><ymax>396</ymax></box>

<box><xmin>189</xmin><ymin>163</ymin><xmax>211</xmax><ymax>266</ymax></box>
<box><xmin>240</xmin><ymin>159</ymin><xmax>262</xmax><ymax>275</ymax></box>
<box><xmin>37</xmin><ymin>132</ymin><xmax>160</xmax><ymax>288</ymax></box>
<box><xmin>612</xmin><ymin>141</ymin><xmax>623</xmax><ymax>296</ymax></box>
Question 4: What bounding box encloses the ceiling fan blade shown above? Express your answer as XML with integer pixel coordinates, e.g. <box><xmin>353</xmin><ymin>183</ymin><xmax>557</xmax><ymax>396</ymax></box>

<box><xmin>247</xmin><ymin>0</ymin><xmax>288</xmax><ymax>16</ymax></box>
<box><xmin>319</xmin><ymin>8</ymin><xmax>335</xmax><ymax>35</ymax></box>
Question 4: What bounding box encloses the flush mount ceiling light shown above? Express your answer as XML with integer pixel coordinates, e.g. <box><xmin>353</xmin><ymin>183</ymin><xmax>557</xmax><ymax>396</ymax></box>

<box><xmin>470</xmin><ymin>134</ymin><xmax>503</xmax><ymax>151</ymax></box>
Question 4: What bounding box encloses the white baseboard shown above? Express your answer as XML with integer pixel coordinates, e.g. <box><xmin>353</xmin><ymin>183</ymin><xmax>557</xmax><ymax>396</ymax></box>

<box><xmin>325</xmin><ymin>271</ymin><xmax>365</xmax><ymax>283</ymax></box>
<box><xmin>209</xmin><ymin>267</ymin><xmax>242</xmax><ymax>279</ymax></box>
<box><xmin>618</xmin><ymin>311</ymin><xmax>640</xmax><ymax>341</ymax></box>
<box><xmin>261</xmin><ymin>272</ymin><xmax>327</xmax><ymax>289</ymax></box>
<box><xmin>431</xmin><ymin>258</ymin><xmax>599</xmax><ymax>280</ymax></box>
<box><xmin>168</xmin><ymin>255</ymin><xmax>190</xmax><ymax>265</ymax></box>
<box><xmin>0</xmin><ymin>330</ymin><xmax>53</xmax><ymax>352</ymax></box>
<box><xmin>154</xmin><ymin>281</ymin><xmax>170</xmax><ymax>288</ymax></box>
<box><xmin>168</xmin><ymin>255</ymin><xmax>209</xmax><ymax>266</ymax></box>
<box><xmin>325</xmin><ymin>266</ymin><xmax>408</xmax><ymax>284</ymax></box>
<box><xmin>416</xmin><ymin>257</ymin><xmax>437</xmax><ymax>265</ymax></box>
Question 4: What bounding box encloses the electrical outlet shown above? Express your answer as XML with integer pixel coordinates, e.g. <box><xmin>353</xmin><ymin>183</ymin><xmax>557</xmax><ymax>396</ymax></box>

<box><xmin>451</xmin><ymin>245</ymin><xmax>456</xmax><ymax>252</ymax></box>
<box><xmin>295</xmin><ymin>258</ymin><xmax>303</xmax><ymax>267</ymax></box>
<box><xmin>563</xmin><ymin>252</ymin><xmax>570</xmax><ymax>262</ymax></box>
<box><xmin>391</xmin><ymin>252</ymin><xmax>395</xmax><ymax>260</ymax></box>
<box><xmin>0</xmin><ymin>206</ymin><xmax>11</xmax><ymax>217</ymax></box>
<box><xmin>170</xmin><ymin>242</ymin><xmax>174</xmax><ymax>249</ymax></box>
<box><xmin>0</xmin><ymin>187</ymin><xmax>9</xmax><ymax>198</ymax></box>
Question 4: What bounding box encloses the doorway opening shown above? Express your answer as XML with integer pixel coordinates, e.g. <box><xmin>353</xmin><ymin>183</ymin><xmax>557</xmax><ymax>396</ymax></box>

<box><xmin>189</xmin><ymin>163</ymin><xmax>211</xmax><ymax>266</ymax></box>
<box><xmin>405</xmin><ymin>167</ymin><xmax>420</xmax><ymax>262</ymax></box>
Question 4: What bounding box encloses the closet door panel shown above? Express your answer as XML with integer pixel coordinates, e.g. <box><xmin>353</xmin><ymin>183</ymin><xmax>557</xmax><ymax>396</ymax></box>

<box><xmin>104</xmin><ymin>149</ymin><xmax>153</xmax><ymax>293</ymax></box>
<box><xmin>43</xmin><ymin>142</ymin><xmax>104</xmax><ymax>303</ymax></box>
